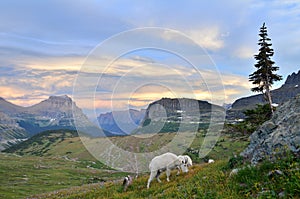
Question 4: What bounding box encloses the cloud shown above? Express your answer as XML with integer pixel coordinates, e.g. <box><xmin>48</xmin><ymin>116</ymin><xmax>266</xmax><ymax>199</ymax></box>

<box><xmin>0</xmin><ymin>66</ymin><xmax>78</xmax><ymax>106</ymax></box>
<box><xmin>234</xmin><ymin>46</ymin><xmax>256</xmax><ymax>59</ymax></box>
<box><xmin>73</xmin><ymin>59</ymin><xmax>252</xmax><ymax>114</ymax></box>
<box><xmin>0</xmin><ymin>32</ymin><xmax>90</xmax><ymax>71</ymax></box>
<box><xmin>158</xmin><ymin>27</ymin><xmax>224</xmax><ymax>51</ymax></box>
<box><xmin>0</xmin><ymin>52</ymin><xmax>253</xmax><ymax>113</ymax></box>
<box><xmin>1</xmin><ymin>0</ymin><xmax>299</xmax><ymax>117</ymax></box>
<box><xmin>185</xmin><ymin>27</ymin><xmax>225</xmax><ymax>51</ymax></box>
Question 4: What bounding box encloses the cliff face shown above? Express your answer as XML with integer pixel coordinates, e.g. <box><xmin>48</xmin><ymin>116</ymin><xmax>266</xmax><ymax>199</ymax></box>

<box><xmin>142</xmin><ymin>98</ymin><xmax>225</xmax><ymax>126</ymax></box>
<box><xmin>227</xmin><ymin>70</ymin><xmax>300</xmax><ymax>120</ymax></box>
<box><xmin>241</xmin><ymin>94</ymin><xmax>300</xmax><ymax>165</ymax></box>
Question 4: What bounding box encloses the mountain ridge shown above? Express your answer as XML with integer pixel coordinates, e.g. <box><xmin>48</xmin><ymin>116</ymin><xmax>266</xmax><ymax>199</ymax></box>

<box><xmin>227</xmin><ymin>70</ymin><xmax>300</xmax><ymax>120</ymax></box>
<box><xmin>143</xmin><ymin>97</ymin><xmax>225</xmax><ymax>122</ymax></box>
<box><xmin>0</xmin><ymin>97</ymin><xmax>25</xmax><ymax>113</ymax></box>
<box><xmin>0</xmin><ymin>95</ymin><xmax>98</xmax><ymax>149</ymax></box>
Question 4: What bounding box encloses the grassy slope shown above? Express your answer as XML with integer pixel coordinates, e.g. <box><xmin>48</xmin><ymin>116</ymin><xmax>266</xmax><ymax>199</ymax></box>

<box><xmin>0</xmin><ymin>130</ymin><xmax>127</xmax><ymax>198</ymax></box>
<box><xmin>3</xmin><ymin>129</ymin><xmax>299</xmax><ymax>198</ymax></box>
<box><xmin>30</xmin><ymin>157</ymin><xmax>300</xmax><ymax>199</ymax></box>
<box><xmin>95</xmin><ymin>131</ymin><xmax>249</xmax><ymax>162</ymax></box>
<box><xmin>4</xmin><ymin>129</ymin><xmax>250</xmax><ymax>163</ymax></box>
<box><xmin>4</xmin><ymin>130</ymin><xmax>90</xmax><ymax>159</ymax></box>
<box><xmin>0</xmin><ymin>153</ymin><xmax>127</xmax><ymax>199</ymax></box>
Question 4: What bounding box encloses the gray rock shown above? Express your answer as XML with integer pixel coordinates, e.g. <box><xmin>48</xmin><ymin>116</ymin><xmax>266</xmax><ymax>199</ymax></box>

<box><xmin>241</xmin><ymin>94</ymin><xmax>300</xmax><ymax>165</ymax></box>
<box><xmin>267</xmin><ymin>169</ymin><xmax>284</xmax><ymax>177</ymax></box>
<box><xmin>278</xmin><ymin>191</ymin><xmax>286</xmax><ymax>198</ymax></box>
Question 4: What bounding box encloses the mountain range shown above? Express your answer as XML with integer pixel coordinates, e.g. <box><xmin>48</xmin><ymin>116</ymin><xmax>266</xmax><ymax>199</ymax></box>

<box><xmin>0</xmin><ymin>95</ymin><xmax>96</xmax><ymax>150</ymax></box>
<box><xmin>1</xmin><ymin>70</ymin><xmax>300</xmax><ymax>150</ymax></box>
<box><xmin>97</xmin><ymin>109</ymin><xmax>146</xmax><ymax>136</ymax></box>
<box><xmin>227</xmin><ymin>70</ymin><xmax>300</xmax><ymax>120</ymax></box>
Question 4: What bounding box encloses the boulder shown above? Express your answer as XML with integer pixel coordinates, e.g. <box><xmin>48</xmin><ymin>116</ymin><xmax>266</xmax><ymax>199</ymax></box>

<box><xmin>241</xmin><ymin>94</ymin><xmax>300</xmax><ymax>165</ymax></box>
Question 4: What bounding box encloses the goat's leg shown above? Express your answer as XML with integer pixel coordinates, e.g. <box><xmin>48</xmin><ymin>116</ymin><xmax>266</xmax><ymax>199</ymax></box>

<box><xmin>176</xmin><ymin>166</ymin><xmax>181</xmax><ymax>175</ymax></box>
<box><xmin>166</xmin><ymin>169</ymin><xmax>171</xmax><ymax>182</ymax></box>
<box><xmin>147</xmin><ymin>171</ymin><xmax>156</xmax><ymax>189</ymax></box>
<box><xmin>156</xmin><ymin>170</ymin><xmax>162</xmax><ymax>183</ymax></box>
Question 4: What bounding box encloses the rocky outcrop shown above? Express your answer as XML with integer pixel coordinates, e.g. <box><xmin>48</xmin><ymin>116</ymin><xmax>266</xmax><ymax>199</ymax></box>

<box><xmin>97</xmin><ymin>98</ymin><xmax>225</xmax><ymax>135</ymax></box>
<box><xmin>241</xmin><ymin>94</ymin><xmax>300</xmax><ymax>165</ymax></box>
<box><xmin>284</xmin><ymin>71</ymin><xmax>300</xmax><ymax>87</ymax></box>
<box><xmin>142</xmin><ymin>98</ymin><xmax>225</xmax><ymax>123</ymax></box>
<box><xmin>227</xmin><ymin>70</ymin><xmax>300</xmax><ymax>120</ymax></box>
<box><xmin>137</xmin><ymin>98</ymin><xmax>225</xmax><ymax>134</ymax></box>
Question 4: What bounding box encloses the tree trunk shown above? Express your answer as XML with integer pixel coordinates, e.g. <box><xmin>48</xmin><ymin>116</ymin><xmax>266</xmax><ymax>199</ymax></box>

<box><xmin>265</xmin><ymin>84</ymin><xmax>274</xmax><ymax>114</ymax></box>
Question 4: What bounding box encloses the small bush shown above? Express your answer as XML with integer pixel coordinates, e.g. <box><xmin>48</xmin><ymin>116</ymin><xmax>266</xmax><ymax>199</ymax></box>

<box><xmin>227</xmin><ymin>155</ymin><xmax>244</xmax><ymax>169</ymax></box>
<box><xmin>230</xmin><ymin>104</ymin><xmax>272</xmax><ymax>134</ymax></box>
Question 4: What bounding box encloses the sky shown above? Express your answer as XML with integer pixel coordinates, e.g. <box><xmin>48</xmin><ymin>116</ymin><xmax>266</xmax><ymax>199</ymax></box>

<box><xmin>1</xmin><ymin>0</ymin><xmax>300</xmax><ymax>118</ymax></box>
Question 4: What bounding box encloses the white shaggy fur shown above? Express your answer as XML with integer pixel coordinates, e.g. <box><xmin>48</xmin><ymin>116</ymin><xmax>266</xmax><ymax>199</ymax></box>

<box><xmin>183</xmin><ymin>155</ymin><xmax>193</xmax><ymax>167</ymax></box>
<box><xmin>147</xmin><ymin>152</ymin><xmax>187</xmax><ymax>189</ymax></box>
<box><xmin>208</xmin><ymin>159</ymin><xmax>215</xmax><ymax>164</ymax></box>
<box><xmin>177</xmin><ymin>155</ymin><xmax>192</xmax><ymax>174</ymax></box>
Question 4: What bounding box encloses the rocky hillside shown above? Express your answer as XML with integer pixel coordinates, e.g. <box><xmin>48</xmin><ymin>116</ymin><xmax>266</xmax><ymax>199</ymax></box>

<box><xmin>227</xmin><ymin>70</ymin><xmax>300</xmax><ymax>120</ymax></box>
<box><xmin>137</xmin><ymin>98</ymin><xmax>225</xmax><ymax>133</ymax></box>
<box><xmin>0</xmin><ymin>111</ymin><xmax>29</xmax><ymax>150</ymax></box>
<box><xmin>241</xmin><ymin>94</ymin><xmax>300</xmax><ymax>165</ymax></box>
<box><xmin>142</xmin><ymin>98</ymin><xmax>225</xmax><ymax>123</ymax></box>
<box><xmin>97</xmin><ymin>109</ymin><xmax>146</xmax><ymax>136</ymax></box>
<box><xmin>0</xmin><ymin>95</ymin><xmax>98</xmax><ymax>149</ymax></box>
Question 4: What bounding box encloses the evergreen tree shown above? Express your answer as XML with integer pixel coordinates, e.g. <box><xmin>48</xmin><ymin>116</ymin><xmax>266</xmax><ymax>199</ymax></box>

<box><xmin>249</xmin><ymin>23</ymin><xmax>282</xmax><ymax>114</ymax></box>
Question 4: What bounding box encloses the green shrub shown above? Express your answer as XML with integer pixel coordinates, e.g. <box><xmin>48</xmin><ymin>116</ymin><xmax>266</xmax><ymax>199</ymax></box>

<box><xmin>227</xmin><ymin>155</ymin><xmax>244</xmax><ymax>169</ymax></box>
<box><xmin>230</xmin><ymin>104</ymin><xmax>272</xmax><ymax>134</ymax></box>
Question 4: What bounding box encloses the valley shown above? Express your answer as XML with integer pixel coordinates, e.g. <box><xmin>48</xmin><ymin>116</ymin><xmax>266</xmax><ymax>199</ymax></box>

<box><xmin>0</xmin><ymin>128</ymin><xmax>250</xmax><ymax>198</ymax></box>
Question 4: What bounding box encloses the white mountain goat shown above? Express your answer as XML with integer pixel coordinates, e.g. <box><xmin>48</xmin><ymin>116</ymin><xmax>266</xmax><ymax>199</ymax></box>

<box><xmin>208</xmin><ymin>159</ymin><xmax>215</xmax><ymax>164</ymax></box>
<box><xmin>177</xmin><ymin>155</ymin><xmax>193</xmax><ymax>173</ymax></box>
<box><xmin>147</xmin><ymin>152</ymin><xmax>188</xmax><ymax>189</ymax></box>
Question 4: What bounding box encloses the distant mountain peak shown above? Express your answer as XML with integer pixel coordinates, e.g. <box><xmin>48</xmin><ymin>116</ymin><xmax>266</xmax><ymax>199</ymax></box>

<box><xmin>33</xmin><ymin>95</ymin><xmax>74</xmax><ymax>111</ymax></box>
<box><xmin>46</xmin><ymin>95</ymin><xmax>73</xmax><ymax>103</ymax></box>
<box><xmin>97</xmin><ymin>109</ymin><xmax>146</xmax><ymax>136</ymax></box>
<box><xmin>0</xmin><ymin>94</ymin><xmax>97</xmax><ymax>141</ymax></box>
<box><xmin>283</xmin><ymin>70</ymin><xmax>300</xmax><ymax>87</ymax></box>
<box><xmin>228</xmin><ymin>70</ymin><xmax>300</xmax><ymax>121</ymax></box>
<box><xmin>48</xmin><ymin>95</ymin><xmax>72</xmax><ymax>100</ymax></box>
